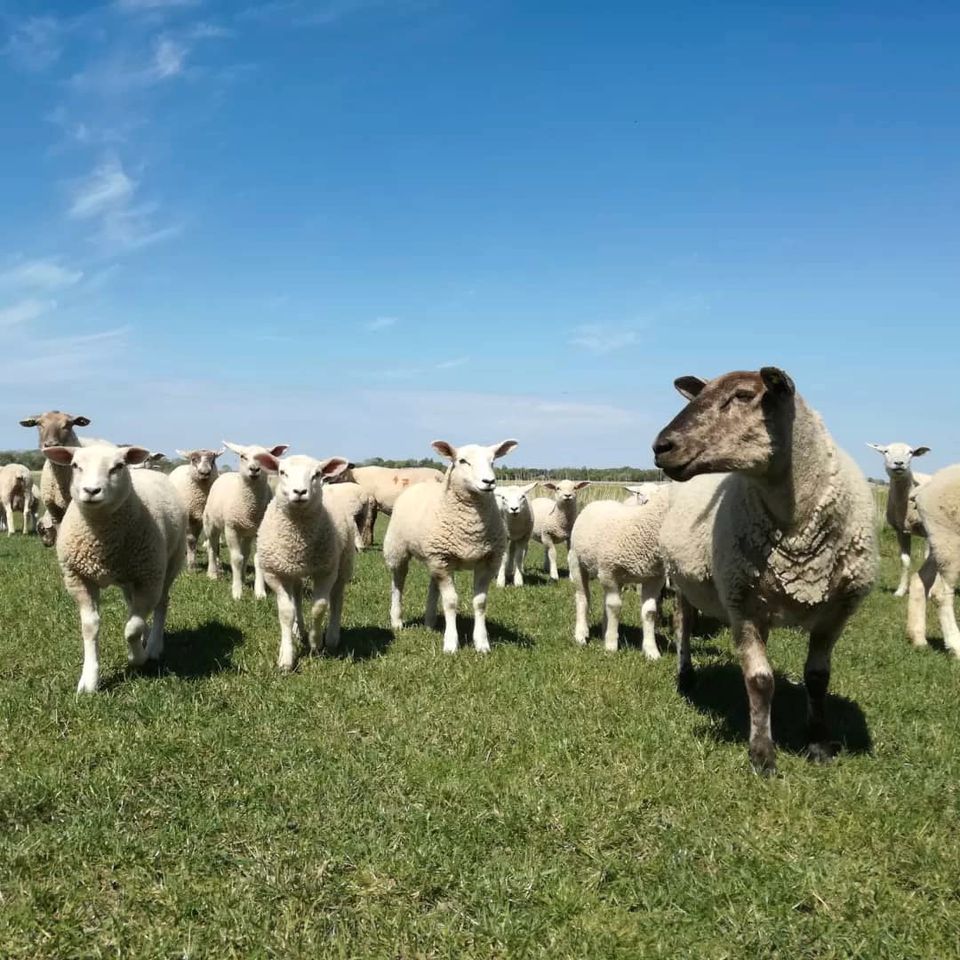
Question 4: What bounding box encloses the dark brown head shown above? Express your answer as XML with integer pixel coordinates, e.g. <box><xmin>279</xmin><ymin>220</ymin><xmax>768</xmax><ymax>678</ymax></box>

<box><xmin>652</xmin><ymin>367</ymin><xmax>796</xmax><ymax>481</ymax></box>
<box><xmin>19</xmin><ymin>411</ymin><xmax>91</xmax><ymax>449</ymax></box>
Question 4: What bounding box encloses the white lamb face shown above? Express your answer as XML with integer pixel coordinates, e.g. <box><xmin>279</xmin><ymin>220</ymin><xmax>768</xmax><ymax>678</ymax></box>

<box><xmin>432</xmin><ymin>439</ymin><xmax>518</xmax><ymax>496</ymax></box>
<box><xmin>624</xmin><ymin>484</ymin><xmax>651</xmax><ymax>505</ymax></box>
<box><xmin>224</xmin><ymin>441</ymin><xmax>288</xmax><ymax>481</ymax></box>
<box><xmin>544</xmin><ymin>479</ymin><xmax>590</xmax><ymax>502</ymax></box>
<box><xmin>496</xmin><ymin>482</ymin><xmax>537</xmax><ymax>516</ymax></box>
<box><xmin>254</xmin><ymin>453</ymin><xmax>349</xmax><ymax>508</ymax></box>
<box><xmin>178</xmin><ymin>447</ymin><xmax>223</xmax><ymax>480</ymax></box>
<box><xmin>867</xmin><ymin>442</ymin><xmax>930</xmax><ymax>478</ymax></box>
<box><xmin>43</xmin><ymin>444</ymin><xmax>151</xmax><ymax>511</ymax></box>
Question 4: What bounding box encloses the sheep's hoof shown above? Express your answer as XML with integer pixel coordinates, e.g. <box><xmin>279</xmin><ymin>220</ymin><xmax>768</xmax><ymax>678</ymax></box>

<box><xmin>474</xmin><ymin>642</ymin><xmax>491</xmax><ymax>654</ymax></box>
<box><xmin>442</xmin><ymin>642</ymin><xmax>458</xmax><ymax>655</ymax></box>
<box><xmin>806</xmin><ymin>741</ymin><xmax>839</xmax><ymax>765</ymax></box>
<box><xmin>642</xmin><ymin>647</ymin><xmax>661</xmax><ymax>662</ymax></box>
<box><xmin>676</xmin><ymin>664</ymin><xmax>696</xmax><ymax>693</ymax></box>
<box><xmin>76</xmin><ymin>675</ymin><xmax>98</xmax><ymax>694</ymax></box>
<box><xmin>278</xmin><ymin>660</ymin><xmax>296</xmax><ymax>673</ymax></box>
<box><xmin>908</xmin><ymin>637</ymin><xmax>929</xmax><ymax>649</ymax></box>
<box><xmin>574</xmin><ymin>635</ymin><xmax>588</xmax><ymax>646</ymax></box>
<box><xmin>893</xmin><ymin>587</ymin><xmax>907</xmax><ymax>598</ymax></box>
<box><xmin>749</xmin><ymin>738</ymin><xmax>777</xmax><ymax>778</ymax></box>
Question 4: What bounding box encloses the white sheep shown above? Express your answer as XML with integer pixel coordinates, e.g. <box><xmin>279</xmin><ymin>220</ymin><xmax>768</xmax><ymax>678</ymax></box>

<box><xmin>570</xmin><ymin>486</ymin><xmax>670</xmax><ymax>657</ymax></box>
<box><xmin>322</xmin><ymin>481</ymin><xmax>370</xmax><ymax>553</ymax></box>
<box><xmin>867</xmin><ymin>442</ymin><xmax>931</xmax><ymax>596</ymax></box>
<box><xmin>494</xmin><ymin>482</ymin><xmax>537</xmax><ymax>587</ymax></box>
<box><xmin>653</xmin><ymin>367</ymin><xmax>877</xmax><ymax>775</ymax></box>
<box><xmin>622</xmin><ymin>482</ymin><xmax>662</xmax><ymax>504</ymax></box>
<box><xmin>350</xmin><ymin>465</ymin><xmax>445</xmax><ymax>545</ymax></box>
<box><xmin>906</xmin><ymin>465</ymin><xmax>960</xmax><ymax>656</ymax></box>
<box><xmin>530</xmin><ymin>479</ymin><xmax>590</xmax><ymax>580</ymax></box>
<box><xmin>254</xmin><ymin>453</ymin><xmax>355</xmax><ymax>671</ymax></box>
<box><xmin>203</xmin><ymin>441</ymin><xmax>288</xmax><ymax>600</ymax></box>
<box><xmin>0</xmin><ymin>464</ymin><xmax>35</xmax><ymax>535</ymax></box>
<box><xmin>42</xmin><ymin>444</ymin><xmax>187</xmax><ymax>694</ymax></box>
<box><xmin>170</xmin><ymin>448</ymin><xmax>224</xmax><ymax>570</ymax></box>
<box><xmin>383</xmin><ymin>439</ymin><xmax>518</xmax><ymax>653</ymax></box>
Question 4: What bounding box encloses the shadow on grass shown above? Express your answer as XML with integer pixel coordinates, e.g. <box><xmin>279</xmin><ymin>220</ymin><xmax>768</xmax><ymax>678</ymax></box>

<box><xmin>329</xmin><ymin>625</ymin><xmax>393</xmax><ymax>660</ymax></box>
<box><xmin>513</xmin><ymin>570</ymin><xmax>562</xmax><ymax>588</ymax></box>
<box><xmin>413</xmin><ymin>616</ymin><xmax>534</xmax><ymax>649</ymax></box>
<box><xmin>680</xmin><ymin>662</ymin><xmax>873</xmax><ymax>757</ymax></box>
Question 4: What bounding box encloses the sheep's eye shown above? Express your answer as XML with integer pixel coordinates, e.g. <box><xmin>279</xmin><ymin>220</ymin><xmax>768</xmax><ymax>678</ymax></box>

<box><xmin>458</xmin><ymin>458</ymin><xmax>469</xmax><ymax>465</ymax></box>
<box><xmin>71</xmin><ymin>463</ymin><xmax>80</xmax><ymax>471</ymax></box>
<box><xmin>279</xmin><ymin>470</ymin><xmax>286</xmax><ymax>478</ymax></box>
<box><xmin>734</xmin><ymin>390</ymin><xmax>755</xmax><ymax>402</ymax></box>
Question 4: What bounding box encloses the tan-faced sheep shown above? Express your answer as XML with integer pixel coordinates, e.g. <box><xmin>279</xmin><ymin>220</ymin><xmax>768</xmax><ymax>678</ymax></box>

<box><xmin>653</xmin><ymin>367</ymin><xmax>877</xmax><ymax>776</ymax></box>
<box><xmin>170</xmin><ymin>448</ymin><xmax>224</xmax><ymax>570</ymax></box>
<box><xmin>383</xmin><ymin>440</ymin><xmax>518</xmax><ymax>653</ymax></box>
<box><xmin>0</xmin><ymin>464</ymin><xmax>35</xmax><ymax>535</ymax></box>
<box><xmin>42</xmin><ymin>444</ymin><xmax>187</xmax><ymax>693</ymax></box>
<box><xmin>351</xmin><ymin>465</ymin><xmax>445</xmax><ymax>546</ymax></box>
<box><xmin>530</xmin><ymin>479</ymin><xmax>590</xmax><ymax>580</ymax></box>
<box><xmin>495</xmin><ymin>482</ymin><xmax>537</xmax><ymax>587</ymax></box>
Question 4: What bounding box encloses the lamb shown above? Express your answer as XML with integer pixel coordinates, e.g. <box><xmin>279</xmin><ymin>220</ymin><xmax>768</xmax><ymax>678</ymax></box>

<box><xmin>906</xmin><ymin>465</ymin><xmax>960</xmax><ymax>656</ymax></box>
<box><xmin>254</xmin><ymin>453</ymin><xmax>355</xmax><ymax>670</ymax></box>
<box><xmin>570</xmin><ymin>485</ymin><xmax>670</xmax><ymax>657</ymax></box>
<box><xmin>530</xmin><ymin>479</ymin><xmax>590</xmax><ymax>580</ymax></box>
<box><xmin>622</xmin><ymin>482</ymin><xmax>662</xmax><ymax>504</ymax></box>
<box><xmin>202</xmin><ymin>441</ymin><xmax>288</xmax><ymax>600</ymax></box>
<box><xmin>384</xmin><ymin>439</ymin><xmax>518</xmax><ymax>653</ymax></box>
<box><xmin>170</xmin><ymin>448</ymin><xmax>224</xmax><ymax>570</ymax></box>
<box><xmin>653</xmin><ymin>367</ymin><xmax>877</xmax><ymax>775</ymax></box>
<box><xmin>350</xmin><ymin>465</ymin><xmax>445</xmax><ymax>546</ymax></box>
<box><xmin>867</xmin><ymin>443</ymin><xmax>931</xmax><ymax>596</ymax></box>
<box><xmin>0</xmin><ymin>464</ymin><xmax>35</xmax><ymax>535</ymax></box>
<box><xmin>494</xmin><ymin>482</ymin><xmax>537</xmax><ymax>586</ymax></box>
<box><xmin>41</xmin><ymin>444</ymin><xmax>187</xmax><ymax>693</ymax></box>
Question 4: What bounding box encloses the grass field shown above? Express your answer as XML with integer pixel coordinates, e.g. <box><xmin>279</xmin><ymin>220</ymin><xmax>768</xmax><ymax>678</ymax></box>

<box><xmin>1</xmin><ymin>491</ymin><xmax>958</xmax><ymax>958</ymax></box>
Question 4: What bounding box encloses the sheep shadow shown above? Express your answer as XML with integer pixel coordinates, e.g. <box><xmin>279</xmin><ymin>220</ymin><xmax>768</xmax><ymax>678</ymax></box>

<box><xmin>436</xmin><ymin>616</ymin><xmax>534</xmax><ymax>649</ymax></box>
<box><xmin>514</xmin><ymin>570</ymin><xmax>562</xmax><ymax>588</ymax></box>
<box><xmin>328</xmin><ymin>625</ymin><xmax>393</xmax><ymax>661</ymax></box>
<box><xmin>679</xmin><ymin>662</ymin><xmax>873</xmax><ymax>757</ymax></box>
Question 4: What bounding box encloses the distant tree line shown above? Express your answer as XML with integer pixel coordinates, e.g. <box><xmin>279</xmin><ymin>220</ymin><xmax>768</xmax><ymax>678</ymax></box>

<box><xmin>358</xmin><ymin>457</ymin><xmax>664</xmax><ymax>482</ymax></box>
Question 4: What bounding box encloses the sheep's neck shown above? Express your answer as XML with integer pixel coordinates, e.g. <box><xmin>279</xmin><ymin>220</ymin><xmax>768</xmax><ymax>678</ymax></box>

<box><xmin>886</xmin><ymin>471</ymin><xmax>914</xmax><ymax>502</ymax></box>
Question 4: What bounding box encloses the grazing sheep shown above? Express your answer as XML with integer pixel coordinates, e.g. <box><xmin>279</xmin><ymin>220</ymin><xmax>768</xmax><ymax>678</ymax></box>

<box><xmin>495</xmin><ymin>482</ymin><xmax>537</xmax><ymax>587</ymax></box>
<box><xmin>384</xmin><ymin>439</ymin><xmax>518</xmax><ymax>653</ymax></box>
<box><xmin>867</xmin><ymin>442</ymin><xmax>931</xmax><ymax>596</ymax></box>
<box><xmin>42</xmin><ymin>444</ymin><xmax>187</xmax><ymax>694</ymax></box>
<box><xmin>0</xmin><ymin>464</ymin><xmax>35</xmax><ymax>535</ymax></box>
<box><xmin>570</xmin><ymin>486</ymin><xmax>670</xmax><ymax>657</ymax></box>
<box><xmin>203</xmin><ymin>441</ymin><xmax>288</xmax><ymax>600</ymax></box>
<box><xmin>653</xmin><ymin>367</ymin><xmax>877</xmax><ymax>775</ymax></box>
<box><xmin>255</xmin><ymin>453</ymin><xmax>355</xmax><ymax>671</ymax></box>
<box><xmin>906</xmin><ymin>465</ymin><xmax>960</xmax><ymax>656</ymax></box>
<box><xmin>351</xmin><ymin>465</ymin><xmax>445</xmax><ymax>546</ymax></box>
<box><xmin>530</xmin><ymin>479</ymin><xmax>590</xmax><ymax>580</ymax></box>
<box><xmin>170</xmin><ymin>448</ymin><xmax>224</xmax><ymax>570</ymax></box>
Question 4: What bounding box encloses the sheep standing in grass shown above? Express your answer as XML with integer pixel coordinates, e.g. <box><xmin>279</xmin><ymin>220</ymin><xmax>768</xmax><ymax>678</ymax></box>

<box><xmin>495</xmin><ymin>482</ymin><xmax>537</xmax><ymax>587</ymax></box>
<box><xmin>867</xmin><ymin>442</ymin><xmax>931</xmax><ymax>596</ymax></box>
<box><xmin>323</xmin><ymin>481</ymin><xmax>370</xmax><ymax>553</ymax></box>
<box><xmin>203</xmin><ymin>441</ymin><xmax>288</xmax><ymax>600</ymax></box>
<box><xmin>570</xmin><ymin>486</ymin><xmax>670</xmax><ymax>656</ymax></box>
<box><xmin>907</xmin><ymin>465</ymin><xmax>960</xmax><ymax>656</ymax></box>
<box><xmin>0</xmin><ymin>464</ymin><xmax>35</xmax><ymax>535</ymax></box>
<box><xmin>351</xmin><ymin>465</ymin><xmax>445</xmax><ymax>546</ymax></box>
<box><xmin>530</xmin><ymin>480</ymin><xmax>590</xmax><ymax>580</ymax></box>
<box><xmin>653</xmin><ymin>367</ymin><xmax>877</xmax><ymax>775</ymax></box>
<box><xmin>42</xmin><ymin>444</ymin><xmax>187</xmax><ymax>693</ymax></box>
<box><xmin>170</xmin><ymin>448</ymin><xmax>224</xmax><ymax>570</ymax></box>
<box><xmin>384</xmin><ymin>439</ymin><xmax>518</xmax><ymax>653</ymax></box>
<box><xmin>255</xmin><ymin>453</ymin><xmax>355</xmax><ymax>670</ymax></box>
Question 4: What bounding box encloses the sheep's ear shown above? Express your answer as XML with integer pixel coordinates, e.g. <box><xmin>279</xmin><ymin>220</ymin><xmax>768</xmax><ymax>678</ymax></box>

<box><xmin>520</xmin><ymin>482</ymin><xmax>538</xmax><ymax>497</ymax></box>
<box><xmin>432</xmin><ymin>440</ymin><xmax>457</xmax><ymax>461</ymax></box>
<box><xmin>573</xmin><ymin>480</ymin><xmax>590</xmax><ymax>490</ymax></box>
<box><xmin>633</xmin><ymin>492</ymin><xmax>650</xmax><ymax>505</ymax></box>
<box><xmin>268</xmin><ymin>444</ymin><xmax>289</xmax><ymax>457</ymax></box>
<box><xmin>149</xmin><ymin>453</ymin><xmax>165</xmax><ymax>462</ymax></box>
<box><xmin>254</xmin><ymin>452</ymin><xmax>280</xmax><ymax>473</ymax></box>
<box><xmin>912</xmin><ymin>446</ymin><xmax>930</xmax><ymax>457</ymax></box>
<box><xmin>123</xmin><ymin>447</ymin><xmax>151</xmax><ymax>466</ymax></box>
<box><xmin>867</xmin><ymin>443</ymin><xmax>887</xmax><ymax>454</ymax></box>
<box><xmin>319</xmin><ymin>457</ymin><xmax>350</xmax><ymax>483</ymax></box>
<box><xmin>43</xmin><ymin>446</ymin><xmax>75</xmax><ymax>466</ymax></box>
<box><xmin>214</xmin><ymin>448</ymin><xmax>225</xmax><ymax>458</ymax></box>
<box><xmin>674</xmin><ymin>377</ymin><xmax>706</xmax><ymax>400</ymax></box>
<box><xmin>19</xmin><ymin>417</ymin><xmax>40</xmax><ymax>428</ymax></box>
<box><xmin>760</xmin><ymin>367</ymin><xmax>795</xmax><ymax>397</ymax></box>
<box><xmin>70</xmin><ymin>416</ymin><xmax>91</xmax><ymax>427</ymax></box>
<box><xmin>543</xmin><ymin>481</ymin><xmax>558</xmax><ymax>491</ymax></box>
<box><xmin>223</xmin><ymin>441</ymin><xmax>242</xmax><ymax>455</ymax></box>
<box><xmin>490</xmin><ymin>439</ymin><xmax>518</xmax><ymax>460</ymax></box>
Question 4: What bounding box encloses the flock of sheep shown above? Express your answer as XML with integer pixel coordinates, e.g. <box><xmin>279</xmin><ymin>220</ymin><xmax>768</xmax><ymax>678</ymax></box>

<box><xmin>2</xmin><ymin>366</ymin><xmax>959</xmax><ymax>775</ymax></box>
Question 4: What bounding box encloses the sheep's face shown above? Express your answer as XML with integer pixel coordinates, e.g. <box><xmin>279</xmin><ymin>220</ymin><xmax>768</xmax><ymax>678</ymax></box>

<box><xmin>224</xmin><ymin>441</ymin><xmax>288</xmax><ymax>481</ymax></box>
<box><xmin>496</xmin><ymin>482</ymin><xmax>537</xmax><ymax>516</ymax></box>
<box><xmin>253</xmin><ymin>453</ymin><xmax>349</xmax><ymax>509</ymax></box>
<box><xmin>43</xmin><ymin>444</ymin><xmax>151</xmax><ymax>512</ymax></box>
<box><xmin>867</xmin><ymin>442</ymin><xmax>929</xmax><ymax>479</ymax></box>
<box><xmin>653</xmin><ymin>367</ymin><xmax>796</xmax><ymax>482</ymax></box>
<box><xmin>36</xmin><ymin>515</ymin><xmax>57</xmax><ymax>547</ymax></box>
<box><xmin>178</xmin><ymin>448</ymin><xmax>223</xmax><ymax>482</ymax></box>
<box><xmin>544</xmin><ymin>479</ymin><xmax>589</xmax><ymax>502</ymax></box>
<box><xmin>432</xmin><ymin>439</ymin><xmax>518</xmax><ymax>496</ymax></box>
<box><xmin>19</xmin><ymin>411</ymin><xmax>91</xmax><ymax>449</ymax></box>
<box><xmin>623</xmin><ymin>484</ymin><xmax>652</xmax><ymax>505</ymax></box>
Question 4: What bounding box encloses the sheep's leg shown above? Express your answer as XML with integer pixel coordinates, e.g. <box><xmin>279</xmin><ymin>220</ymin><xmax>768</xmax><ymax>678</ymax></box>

<box><xmin>804</xmin><ymin>616</ymin><xmax>847</xmax><ymax>764</ymax></box>
<box><xmin>601</xmin><ymin>579</ymin><xmax>623</xmax><ymax>653</ymax></box>
<box><xmin>424</xmin><ymin>576</ymin><xmax>439</xmax><ymax>629</ymax></box>
<box><xmin>272</xmin><ymin>577</ymin><xmax>299</xmax><ymax>672</ymax></box>
<box><xmin>572</xmin><ymin>557</ymin><xmax>590</xmax><ymax>646</ymax></box>
<box><xmin>907</xmin><ymin>553</ymin><xmax>938</xmax><ymax>648</ymax></box>
<box><xmin>205</xmin><ymin>522</ymin><xmax>222</xmax><ymax>579</ymax></box>
<box><xmin>566</xmin><ymin>539</ymin><xmax>577</xmax><ymax>581</ymax></box>
<box><xmin>436</xmin><ymin>573</ymin><xmax>460</xmax><ymax>653</ymax></box>
<box><xmin>253</xmin><ymin>538</ymin><xmax>267</xmax><ymax>600</ymax></box>
<box><xmin>325</xmin><ymin>575</ymin><xmax>346</xmax><ymax>651</ymax></box>
<box><xmin>362</xmin><ymin>502</ymin><xmax>378</xmax><ymax>548</ymax></box>
<box><xmin>513</xmin><ymin>541</ymin><xmax>527</xmax><ymax>587</ymax></box>
<box><xmin>67</xmin><ymin>577</ymin><xmax>101</xmax><ymax>694</ymax></box>
<box><xmin>224</xmin><ymin>527</ymin><xmax>246</xmax><ymax>600</ymax></box>
<box><xmin>541</xmin><ymin>537</ymin><xmax>550</xmax><ymax>574</ymax></box>
<box><xmin>894</xmin><ymin>530</ymin><xmax>912</xmax><ymax>598</ymax></box>
<box><xmin>308</xmin><ymin>578</ymin><xmax>334</xmax><ymax>655</ymax></box>
<box><xmin>185</xmin><ymin>522</ymin><xmax>198</xmax><ymax>571</ymax></box>
<box><xmin>675</xmin><ymin>593</ymin><xmax>696</xmax><ymax>688</ymax></box>
<box><xmin>639</xmin><ymin>577</ymin><xmax>664</xmax><ymax>661</ymax></box>
<box><xmin>546</xmin><ymin>539</ymin><xmax>559</xmax><ymax>581</ymax></box>
<box><xmin>119</xmin><ymin>583</ymin><xmax>156</xmax><ymax>668</ymax></box>
<box><xmin>472</xmin><ymin>566</ymin><xmax>494</xmax><ymax>654</ymax></box>
<box><xmin>733</xmin><ymin>617</ymin><xmax>776</xmax><ymax>776</ymax></box>
<box><xmin>145</xmin><ymin>583</ymin><xmax>172</xmax><ymax>662</ymax></box>
<box><xmin>3</xmin><ymin>503</ymin><xmax>14</xmax><ymax>537</ymax></box>
<box><xmin>389</xmin><ymin>558</ymin><xmax>409</xmax><ymax>631</ymax></box>
<box><xmin>934</xmin><ymin>568</ymin><xmax>960</xmax><ymax>657</ymax></box>
<box><xmin>496</xmin><ymin>546</ymin><xmax>509</xmax><ymax>588</ymax></box>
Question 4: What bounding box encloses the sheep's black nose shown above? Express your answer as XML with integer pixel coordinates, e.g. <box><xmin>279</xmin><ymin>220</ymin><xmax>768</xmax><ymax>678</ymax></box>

<box><xmin>652</xmin><ymin>437</ymin><xmax>675</xmax><ymax>457</ymax></box>
<box><xmin>293</xmin><ymin>488</ymin><xmax>307</xmax><ymax>498</ymax></box>
<box><xmin>84</xmin><ymin>486</ymin><xmax>101</xmax><ymax>496</ymax></box>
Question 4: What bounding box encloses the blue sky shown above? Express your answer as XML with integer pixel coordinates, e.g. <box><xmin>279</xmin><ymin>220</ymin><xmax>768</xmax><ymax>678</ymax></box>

<box><xmin>1</xmin><ymin>1</ymin><xmax>958</xmax><ymax>473</ymax></box>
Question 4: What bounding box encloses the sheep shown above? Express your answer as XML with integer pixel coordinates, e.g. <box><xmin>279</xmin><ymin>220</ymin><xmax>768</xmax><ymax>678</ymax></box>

<box><xmin>0</xmin><ymin>464</ymin><xmax>35</xmax><ymax>535</ymax></box>
<box><xmin>906</xmin><ymin>465</ymin><xmax>960</xmax><ymax>656</ymax></box>
<box><xmin>41</xmin><ymin>444</ymin><xmax>187</xmax><ymax>694</ymax></box>
<box><xmin>350</xmin><ymin>465</ymin><xmax>445</xmax><ymax>546</ymax></box>
<box><xmin>867</xmin><ymin>442</ymin><xmax>931</xmax><ymax>597</ymax></box>
<box><xmin>131</xmin><ymin>452</ymin><xmax>167</xmax><ymax>470</ymax></box>
<box><xmin>653</xmin><ymin>367</ymin><xmax>877</xmax><ymax>775</ymax></box>
<box><xmin>570</xmin><ymin>486</ymin><xmax>670</xmax><ymax>657</ymax></box>
<box><xmin>622</xmin><ymin>482</ymin><xmax>662</xmax><ymax>504</ymax></box>
<box><xmin>254</xmin><ymin>453</ymin><xmax>355</xmax><ymax>671</ymax></box>
<box><xmin>384</xmin><ymin>439</ymin><xmax>518</xmax><ymax>653</ymax></box>
<box><xmin>202</xmin><ymin>441</ymin><xmax>288</xmax><ymax>600</ymax></box>
<box><xmin>170</xmin><ymin>448</ymin><xmax>224</xmax><ymax>570</ymax></box>
<box><xmin>494</xmin><ymin>482</ymin><xmax>537</xmax><ymax>587</ymax></box>
<box><xmin>322</xmin><ymin>481</ymin><xmax>370</xmax><ymax>553</ymax></box>
<box><xmin>530</xmin><ymin>479</ymin><xmax>590</xmax><ymax>580</ymax></box>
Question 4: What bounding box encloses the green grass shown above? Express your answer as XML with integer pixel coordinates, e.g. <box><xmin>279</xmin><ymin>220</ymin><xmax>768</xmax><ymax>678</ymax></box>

<box><xmin>0</xmin><ymin>502</ymin><xmax>958</xmax><ymax>958</ymax></box>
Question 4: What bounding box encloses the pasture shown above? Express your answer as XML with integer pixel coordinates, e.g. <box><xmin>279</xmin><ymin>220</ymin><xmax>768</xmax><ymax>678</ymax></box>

<box><xmin>0</xmin><ymin>496</ymin><xmax>958</xmax><ymax>958</ymax></box>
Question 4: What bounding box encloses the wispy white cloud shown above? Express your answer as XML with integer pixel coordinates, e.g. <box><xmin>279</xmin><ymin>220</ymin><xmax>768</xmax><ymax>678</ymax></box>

<box><xmin>0</xmin><ymin>299</ymin><xmax>58</xmax><ymax>329</ymax></box>
<box><xmin>69</xmin><ymin>159</ymin><xmax>136</xmax><ymax>220</ymax></box>
<box><xmin>435</xmin><ymin>356</ymin><xmax>468</xmax><ymax>370</ymax></box>
<box><xmin>152</xmin><ymin>36</ymin><xmax>188</xmax><ymax>78</ymax></box>
<box><xmin>365</xmin><ymin>315</ymin><xmax>398</xmax><ymax>331</ymax></box>
<box><xmin>2</xmin><ymin>16</ymin><xmax>63</xmax><ymax>72</ymax></box>
<box><xmin>0</xmin><ymin>260</ymin><xmax>83</xmax><ymax>291</ymax></box>
<box><xmin>569</xmin><ymin>324</ymin><xmax>643</xmax><ymax>355</ymax></box>
<box><xmin>2</xmin><ymin>327</ymin><xmax>130</xmax><ymax>387</ymax></box>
